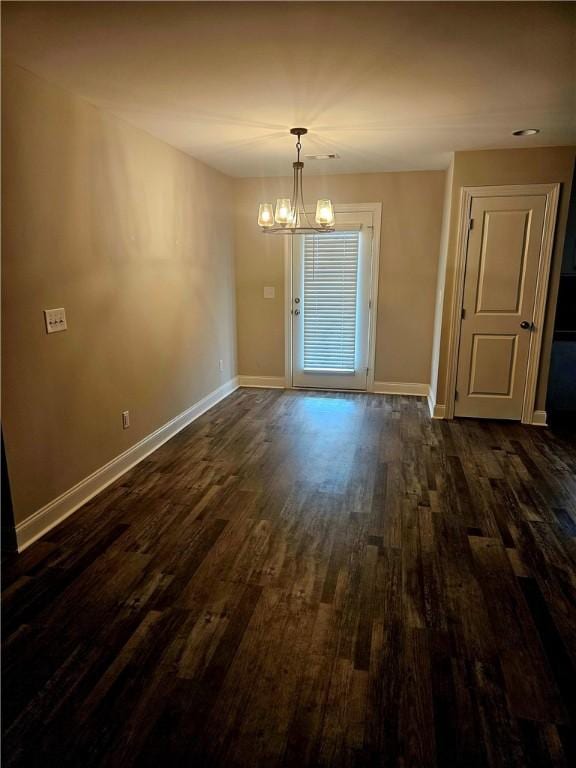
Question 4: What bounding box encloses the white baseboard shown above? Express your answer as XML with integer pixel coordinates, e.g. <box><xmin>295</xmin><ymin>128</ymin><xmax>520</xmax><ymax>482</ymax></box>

<box><xmin>238</xmin><ymin>375</ymin><xmax>285</xmax><ymax>389</ymax></box>
<box><xmin>14</xmin><ymin>377</ymin><xmax>239</xmax><ymax>553</ymax></box>
<box><xmin>427</xmin><ymin>390</ymin><xmax>446</xmax><ymax>419</ymax></box>
<box><xmin>240</xmin><ymin>377</ymin><xmax>429</xmax><ymax>397</ymax></box>
<box><xmin>426</xmin><ymin>395</ymin><xmax>545</xmax><ymax>425</ymax></box>
<box><xmin>531</xmin><ymin>410</ymin><xmax>548</xmax><ymax>427</ymax></box>
<box><xmin>431</xmin><ymin>403</ymin><xmax>446</xmax><ymax>419</ymax></box>
<box><xmin>372</xmin><ymin>381</ymin><xmax>429</xmax><ymax>397</ymax></box>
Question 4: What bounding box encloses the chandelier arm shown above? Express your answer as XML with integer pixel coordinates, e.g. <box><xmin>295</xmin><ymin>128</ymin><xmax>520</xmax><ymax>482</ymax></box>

<box><xmin>292</xmin><ymin>165</ymin><xmax>298</xmax><ymax>223</ymax></box>
<box><xmin>295</xmin><ymin>166</ymin><xmax>302</xmax><ymax>222</ymax></box>
<box><xmin>296</xmin><ymin>137</ymin><xmax>310</xmax><ymax>227</ymax></box>
<box><xmin>298</xmin><ymin>167</ymin><xmax>315</xmax><ymax>229</ymax></box>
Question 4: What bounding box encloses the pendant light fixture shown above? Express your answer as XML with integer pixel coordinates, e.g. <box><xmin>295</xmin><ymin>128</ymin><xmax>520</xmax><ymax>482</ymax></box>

<box><xmin>258</xmin><ymin>128</ymin><xmax>335</xmax><ymax>234</ymax></box>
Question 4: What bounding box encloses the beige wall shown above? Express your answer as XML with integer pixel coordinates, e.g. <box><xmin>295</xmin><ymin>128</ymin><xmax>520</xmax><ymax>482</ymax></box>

<box><xmin>2</xmin><ymin>62</ymin><xmax>237</xmax><ymax>525</ymax></box>
<box><xmin>433</xmin><ymin>147</ymin><xmax>576</xmax><ymax>411</ymax></box>
<box><xmin>235</xmin><ymin>171</ymin><xmax>445</xmax><ymax>384</ymax></box>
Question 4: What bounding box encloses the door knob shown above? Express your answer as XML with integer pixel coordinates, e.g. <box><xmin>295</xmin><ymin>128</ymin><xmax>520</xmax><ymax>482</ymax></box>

<box><xmin>294</xmin><ymin>297</ymin><xmax>301</xmax><ymax>304</ymax></box>
<box><xmin>520</xmin><ymin>321</ymin><xmax>532</xmax><ymax>329</ymax></box>
<box><xmin>294</xmin><ymin>309</ymin><xmax>301</xmax><ymax>316</ymax></box>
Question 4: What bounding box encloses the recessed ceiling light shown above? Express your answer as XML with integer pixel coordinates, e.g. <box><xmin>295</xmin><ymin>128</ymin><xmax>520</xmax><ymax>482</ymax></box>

<box><xmin>305</xmin><ymin>153</ymin><xmax>340</xmax><ymax>160</ymax></box>
<box><xmin>512</xmin><ymin>128</ymin><xmax>540</xmax><ymax>136</ymax></box>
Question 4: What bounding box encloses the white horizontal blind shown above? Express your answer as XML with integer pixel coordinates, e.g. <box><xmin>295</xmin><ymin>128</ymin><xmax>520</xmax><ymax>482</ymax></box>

<box><xmin>303</xmin><ymin>231</ymin><xmax>360</xmax><ymax>372</ymax></box>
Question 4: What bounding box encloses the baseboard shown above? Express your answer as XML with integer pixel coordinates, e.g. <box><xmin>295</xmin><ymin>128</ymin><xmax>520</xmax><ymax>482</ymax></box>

<box><xmin>531</xmin><ymin>410</ymin><xmax>548</xmax><ymax>427</ymax></box>
<box><xmin>14</xmin><ymin>376</ymin><xmax>239</xmax><ymax>553</ymax></box>
<box><xmin>427</xmin><ymin>389</ymin><xmax>446</xmax><ymax>419</ymax></box>
<box><xmin>372</xmin><ymin>381</ymin><xmax>429</xmax><ymax>397</ymax></box>
<box><xmin>426</xmin><ymin>396</ymin><xmax>545</xmax><ymax>424</ymax></box>
<box><xmin>240</xmin><ymin>377</ymin><xmax>429</xmax><ymax>396</ymax></box>
<box><xmin>238</xmin><ymin>375</ymin><xmax>286</xmax><ymax>389</ymax></box>
<box><xmin>431</xmin><ymin>403</ymin><xmax>446</xmax><ymax>419</ymax></box>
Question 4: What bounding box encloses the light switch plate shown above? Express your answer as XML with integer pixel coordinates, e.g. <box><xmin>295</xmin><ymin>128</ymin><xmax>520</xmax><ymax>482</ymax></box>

<box><xmin>44</xmin><ymin>307</ymin><xmax>67</xmax><ymax>334</ymax></box>
<box><xmin>263</xmin><ymin>286</ymin><xmax>275</xmax><ymax>299</ymax></box>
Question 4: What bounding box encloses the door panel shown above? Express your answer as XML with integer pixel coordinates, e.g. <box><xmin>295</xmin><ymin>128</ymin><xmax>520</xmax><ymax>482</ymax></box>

<box><xmin>476</xmin><ymin>210</ymin><xmax>529</xmax><ymax>313</ymax></box>
<box><xmin>455</xmin><ymin>194</ymin><xmax>546</xmax><ymax>419</ymax></box>
<box><xmin>469</xmin><ymin>335</ymin><xmax>516</xmax><ymax>396</ymax></box>
<box><xmin>292</xmin><ymin>211</ymin><xmax>373</xmax><ymax>390</ymax></box>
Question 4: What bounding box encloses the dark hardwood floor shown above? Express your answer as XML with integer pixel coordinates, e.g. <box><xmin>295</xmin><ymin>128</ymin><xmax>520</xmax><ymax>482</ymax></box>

<box><xmin>2</xmin><ymin>388</ymin><xmax>576</xmax><ymax>767</ymax></box>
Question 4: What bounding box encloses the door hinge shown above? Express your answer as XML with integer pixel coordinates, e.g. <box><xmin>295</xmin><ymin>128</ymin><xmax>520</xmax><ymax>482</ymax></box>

<box><xmin>468</xmin><ymin>218</ymin><xmax>474</xmax><ymax>231</ymax></box>
<box><xmin>366</xmin><ymin>367</ymin><xmax>370</xmax><ymax>374</ymax></box>
<box><xmin>461</xmin><ymin>307</ymin><xmax>466</xmax><ymax>319</ymax></box>
<box><xmin>455</xmin><ymin>389</ymin><xmax>459</xmax><ymax>401</ymax></box>
<box><xmin>368</xmin><ymin>299</ymin><xmax>372</xmax><ymax>309</ymax></box>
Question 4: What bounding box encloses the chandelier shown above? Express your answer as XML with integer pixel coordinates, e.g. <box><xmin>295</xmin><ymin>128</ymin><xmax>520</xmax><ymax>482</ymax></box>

<box><xmin>258</xmin><ymin>128</ymin><xmax>335</xmax><ymax>234</ymax></box>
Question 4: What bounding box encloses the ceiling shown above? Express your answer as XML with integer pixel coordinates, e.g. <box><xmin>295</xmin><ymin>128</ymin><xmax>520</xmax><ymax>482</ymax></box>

<box><xmin>3</xmin><ymin>1</ymin><xmax>575</xmax><ymax>177</ymax></box>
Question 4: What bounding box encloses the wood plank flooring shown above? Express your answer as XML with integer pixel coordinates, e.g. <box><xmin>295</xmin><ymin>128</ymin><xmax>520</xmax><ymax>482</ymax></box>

<box><xmin>2</xmin><ymin>388</ymin><xmax>576</xmax><ymax>767</ymax></box>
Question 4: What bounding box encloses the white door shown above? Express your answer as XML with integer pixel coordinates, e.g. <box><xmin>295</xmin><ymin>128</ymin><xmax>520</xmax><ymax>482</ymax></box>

<box><xmin>292</xmin><ymin>212</ymin><xmax>373</xmax><ymax>390</ymax></box>
<box><xmin>455</xmin><ymin>193</ymin><xmax>548</xmax><ymax>419</ymax></box>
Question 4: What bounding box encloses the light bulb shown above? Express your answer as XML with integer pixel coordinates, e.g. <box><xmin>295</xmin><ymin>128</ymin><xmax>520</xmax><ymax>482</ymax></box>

<box><xmin>258</xmin><ymin>203</ymin><xmax>274</xmax><ymax>228</ymax></box>
<box><xmin>315</xmin><ymin>199</ymin><xmax>335</xmax><ymax>226</ymax></box>
<box><xmin>275</xmin><ymin>198</ymin><xmax>293</xmax><ymax>225</ymax></box>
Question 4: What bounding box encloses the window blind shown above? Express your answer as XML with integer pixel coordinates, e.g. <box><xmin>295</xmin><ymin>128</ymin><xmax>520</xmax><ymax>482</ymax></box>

<box><xmin>302</xmin><ymin>231</ymin><xmax>360</xmax><ymax>372</ymax></box>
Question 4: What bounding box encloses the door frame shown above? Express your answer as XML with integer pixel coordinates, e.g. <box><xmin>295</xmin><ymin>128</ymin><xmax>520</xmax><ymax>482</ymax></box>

<box><xmin>445</xmin><ymin>183</ymin><xmax>560</xmax><ymax>424</ymax></box>
<box><xmin>284</xmin><ymin>202</ymin><xmax>382</xmax><ymax>391</ymax></box>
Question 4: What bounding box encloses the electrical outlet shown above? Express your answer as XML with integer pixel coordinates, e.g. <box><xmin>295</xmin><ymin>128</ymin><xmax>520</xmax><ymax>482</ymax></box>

<box><xmin>219</xmin><ymin>359</ymin><xmax>224</xmax><ymax>372</ymax></box>
<box><xmin>44</xmin><ymin>307</ymin><xmax>67</xmax><ymax>334</ymax></box>
<box><xmin>122</xmin><ymin>410</ymin><xmax>130</xmax><ymax>430</ymax></box>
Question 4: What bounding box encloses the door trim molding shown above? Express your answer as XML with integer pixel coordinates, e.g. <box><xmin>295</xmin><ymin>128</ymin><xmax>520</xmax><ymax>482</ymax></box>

<box><xmin>284</xmin><ymin>202</ymin><xmax>382</xmax><ymax>392</ymax></box>
<box><xmin>445</xmin><ymin>183</ymin><xmax>560</xmax><ymax>424</ymax></box>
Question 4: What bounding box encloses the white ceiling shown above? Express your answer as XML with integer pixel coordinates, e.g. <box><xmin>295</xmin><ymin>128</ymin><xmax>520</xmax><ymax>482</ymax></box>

<box><xmin>3</xmin><ymin>1</ymin><xmax>575</xmax><ymax>177</ymax></box>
